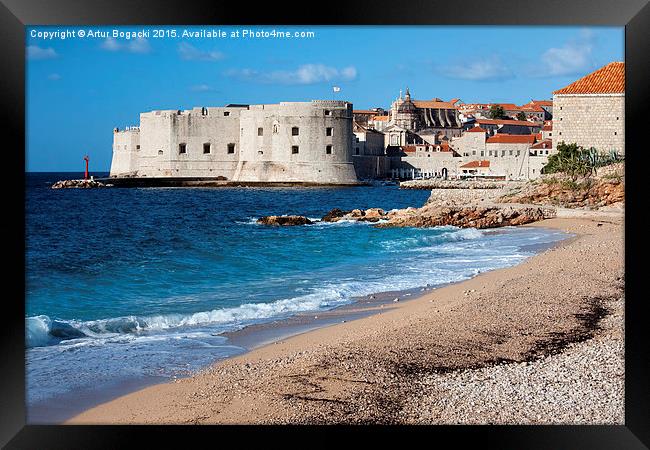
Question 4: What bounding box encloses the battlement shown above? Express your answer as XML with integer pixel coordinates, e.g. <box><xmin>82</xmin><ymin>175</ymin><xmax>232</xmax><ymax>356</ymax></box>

<box><xmin>114</xmin><ymin>126</ymin><xmax>140</xmax><ymax>133</ymax></box>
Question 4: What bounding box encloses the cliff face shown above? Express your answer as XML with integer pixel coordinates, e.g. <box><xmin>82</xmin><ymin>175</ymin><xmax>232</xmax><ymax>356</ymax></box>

<box><xmin>498</xmin><ymin>163</ymin><xmax>624</xmax><ymax>209</ymax></box>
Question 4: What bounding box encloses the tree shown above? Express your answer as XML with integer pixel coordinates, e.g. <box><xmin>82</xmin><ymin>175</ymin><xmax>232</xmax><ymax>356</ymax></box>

<box><xmin>516</xmin><ymin>111</ymin><xmax>527</xmax><ymax>121</ymax></box>
<box><xmin>488</xmin><ymin>104</ymin><xmax>506</xmax><ymax>120</ymax></box>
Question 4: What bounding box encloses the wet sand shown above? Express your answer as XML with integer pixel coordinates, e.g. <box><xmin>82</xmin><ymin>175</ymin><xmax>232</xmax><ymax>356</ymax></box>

<box><xmin>68</xmin><ymin>212</ymin><xmax>624</xmax><ymax>424</ymax></box>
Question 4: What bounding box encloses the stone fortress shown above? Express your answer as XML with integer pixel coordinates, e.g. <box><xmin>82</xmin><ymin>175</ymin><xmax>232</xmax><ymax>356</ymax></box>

<box><xmin>110</xmin><ymin>100</ymin><xmax>358</xmax><ymax>185</ymax></box>
<box><xmin>109</xmin><ymin>62</ymin><xmax>624</xmax><ymax>185</ymax></box>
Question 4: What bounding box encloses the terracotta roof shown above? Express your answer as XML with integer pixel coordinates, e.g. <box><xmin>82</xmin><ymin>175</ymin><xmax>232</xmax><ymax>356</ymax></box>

<box><xmin>553</xmin><ymin>62</ymin><xmax>624</xmax><ymax>95</ymax></box>
<box><xmin>460</xmin><ymin>160</ymin><xmax>490</xmax><ymax>168</ymax></box>
<box><xmin>466</xmin><ymin>126</ymin><xmax>487</xmax><ymax>133</ymax></box>
<box><xmin>519</xmin><ymin>104</ymin><xmax>545</xmax><ymax>112</ymax></box>
<box><xmin>485</xmin><ymin>103</ymin><xmax>520</xmax><ymax>111</ymax></box>
<box><xmin>371</xmin><ymin>115</ymin><xmax>389</xmax><ymax>121</ymax></box>
<box><xmin>412</xmin><ymin>100</ymin><xmax>457</xmax><ymax>109</ymax></box>
<box><xmin>534</xmin><ymin>133</ymin><xmax>542</xmax><ymax>140</ymax></box>
<box><xmin>531</xmin><ymin>139</ymin><xmax>552</xmax><ymax>149</ymax></box>
<box><xmin>477</xmin><ymin>119</ymin><xmax>541</xmax><ymax>127</ymax></box>
<box><xmin>486</xmin><ymin>134</ymin><xmax>537</xmax><ymax>144</ymax></box>
<box><xmin>530</xmin><ymin>100</ymin><xmax>553</xmax><ymax>106</ymax></box>
<box><xmin>402</xmin><ymin>145</ymin><xmax>417</xmax><ymax>153</ymax></box>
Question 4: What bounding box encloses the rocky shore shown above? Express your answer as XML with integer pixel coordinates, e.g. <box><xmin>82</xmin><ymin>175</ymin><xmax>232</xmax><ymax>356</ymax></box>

<box><xmin>258</xmin><ymin>204</ymin><xmax>555</xmax><ymax>230</ymax></box>
<box><xmin>51</xmin><ymin>179</ymin><xmax>109</xmax><ymax>189</ymax></box>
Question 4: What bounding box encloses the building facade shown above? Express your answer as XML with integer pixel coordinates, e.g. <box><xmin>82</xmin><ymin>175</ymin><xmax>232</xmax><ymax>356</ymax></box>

<box><xmin>552</xmin><ymin>62</ymin><xmax>625</xmax><ymax>154</ymax></box>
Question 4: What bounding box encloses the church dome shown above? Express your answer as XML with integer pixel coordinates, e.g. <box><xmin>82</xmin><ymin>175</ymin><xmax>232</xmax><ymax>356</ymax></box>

<box><xmin>397</xmin><ymin>98</ymin><xmax>417</xmax><ymax>113</ymax></box>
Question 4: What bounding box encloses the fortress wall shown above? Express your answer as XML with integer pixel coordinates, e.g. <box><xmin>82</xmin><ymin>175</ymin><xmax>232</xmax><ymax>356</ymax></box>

<box><xmin>234</xmin><ymin>101</ymin><xmax>358</xmax><ymax>183</ymax></box>
<box><xmin>352</xmin><ymin>155</ymin><xmax>390</xmax><ymax>179</ymax></box>
<box><xmin>110</xmin><ymin>129</ymin><xmax>140</xmax><ymax>176</ymax></box>
<box><xmin>111</xmin><ymin>101</ymin><xmax>359</xmax><ymax>184</ymax></box>
<box><xmin>136</xmin><ymin>107</ymin><xmax>243</xmax><ymax>178</ymax></box>
<box><xmin>552</xmin><ymin>94</ymin><xmax>624</xmax><ymax>154</ymax></box>
<box><xmin>397</xmin><ymin>153</ymin><xmax>458</xmax><ymax>177</ymax></box>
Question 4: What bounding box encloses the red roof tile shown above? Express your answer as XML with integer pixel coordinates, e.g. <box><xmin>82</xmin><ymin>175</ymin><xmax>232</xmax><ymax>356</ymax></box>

<box><xmin>412</xmin><ymin>100</ymin><xmax>457</xmax><ymax>109</ymax></box>
<box><xmin>531</xmin><ymin>139</ymin><xmax>552</xmax><ymax>149</ymax></box>
<box><xmin>553</xmin><ymin>62</ymin><xmax>624</xmax><ymax>95</ymax></box>
<box><xmin>466</xmin><ymin>126</ymin><xmax>487</xmax><ymax>133</ymax></box>
<box><xmin>486</xmin><ymin>134</ymin><xmax>537</xmax><ymax>144</ymax></box>
<box><xmin>460</xmin><ymin>160</ymin><xmax>490</xmax><ymax>168</ymax></box>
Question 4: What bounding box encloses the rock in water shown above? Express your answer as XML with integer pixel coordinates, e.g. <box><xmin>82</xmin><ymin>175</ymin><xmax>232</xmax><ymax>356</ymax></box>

<box><xmin>51</xmin><ymin>179</ymin><xmax>107</xmax><ymax>189</ymax></box>
<box><xmin>321</xmin><ymin>208</ymin><xmax>353</xmax><ymax>222</ymax></box>
<box><xmin>257</xmin><ymin>215</ymin><xmax>313</xmax><ymax>226</ymax></box>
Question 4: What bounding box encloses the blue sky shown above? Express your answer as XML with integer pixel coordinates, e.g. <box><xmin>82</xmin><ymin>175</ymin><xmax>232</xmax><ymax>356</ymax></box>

<box><xmin>26</xmin><ymin>25</ymin><xmax>624</xmax><ymax>171</ymax></box>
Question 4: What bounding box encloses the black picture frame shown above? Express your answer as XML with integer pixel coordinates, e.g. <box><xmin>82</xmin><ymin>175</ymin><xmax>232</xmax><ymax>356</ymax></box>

<box><xmin>2</xmin><ymin>0</ymin><xmax>648</xmax><ymax>447</ymax></box>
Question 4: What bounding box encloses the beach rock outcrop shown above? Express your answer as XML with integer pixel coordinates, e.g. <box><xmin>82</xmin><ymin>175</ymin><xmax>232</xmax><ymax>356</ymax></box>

<box><xmin>317</xmin><ymin>204</ymin><xmax>552</xmax><ymax>229</ymax></box>
<box><xmin>499</xmin><ymin>162</ymin><xmax>624</xmax><ymax>209</ymax></box>
<box><xmin>376</xmin><ymin>204</ymin><xmax>551</xmax><ymax>229</ymax></box>
<box><xmin>51</xmin><ymin>179</ymin><xmax>107</xmax><ymax>189</ymax></box>
<box><xmin>257</xmin><ymin>215</ymin><xmax>313</xmax><ymax>226</ymax></box>
<box><xmin>322</xmin><ymin>208</ymin><xmax>389</xmax><ymax>223</ymax></box>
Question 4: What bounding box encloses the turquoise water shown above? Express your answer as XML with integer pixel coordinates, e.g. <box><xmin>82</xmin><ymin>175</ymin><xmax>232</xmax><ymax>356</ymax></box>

<box><xmin>25</xmin><ymin>173</ymin><xmax>568</xmax><ymax>407</ymax></box>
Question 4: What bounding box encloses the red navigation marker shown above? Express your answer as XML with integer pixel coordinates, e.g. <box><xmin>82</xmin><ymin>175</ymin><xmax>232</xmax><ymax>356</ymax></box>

<box><xmin>83</xmin><ymin>155</ymin><xmax>89</xmax><ymax>180</ymax></box>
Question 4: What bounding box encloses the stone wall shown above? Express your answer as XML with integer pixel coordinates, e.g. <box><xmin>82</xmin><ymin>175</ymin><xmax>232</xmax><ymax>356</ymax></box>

<box><xmin>552</xmin><ymin>94</ymin><xmax>624</xmax><ymax>154</ymax></box>
<box><xmin>110</xmin><ymin>128</ymin><xmax>140</xmax><ymax>176</ymax></box>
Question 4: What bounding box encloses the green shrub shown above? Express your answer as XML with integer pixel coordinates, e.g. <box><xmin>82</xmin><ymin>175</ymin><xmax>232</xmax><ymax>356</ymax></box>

<box><xmin>543</xmin><ymin>142</ymin><xmax>624</xmax><ymax>180</ymax></box>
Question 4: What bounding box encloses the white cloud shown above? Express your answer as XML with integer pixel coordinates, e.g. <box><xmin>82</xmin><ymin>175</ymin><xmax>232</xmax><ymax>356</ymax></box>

<box><xmin>190</xmin><ymin>84</ymin><xmax>215</xmax><ymax>92</ymax></box>
<box><xmin>27</xmin><ymin>45</ymin><xmax>58</xmax><ymax>60</ymax></box>
<box><xmin>47</xmin><ymin>73</ymin><xmax>62</xmax><ymax>81</ymax></box>
<box><xmin>225</xmin><ymin>64</ymin><xmax>358</xmax><ymax>85</ymax></box>
<box><xmin>439</xmin><ymin>55</ymin><xmax>514</xmax><ymax>81</ymax></box>
<box><xmin>538</xmin><ymin>30</ymin><xmax>595</xmax><ymax>77</ymax></box>
<box><xmin>100</xmin><ymin>37</ymin><xmax>151</xmax><ymax>54</ymax></box>
<box><xmin>100</xmin><ymin>37</ymin><xmax>121</xmax><ymax>51</ymax></box>
<box><xmin>178</xmin><ymin>42</ymin><xmax>224</xmax><ymax>61</ymax></box>
<box><xmin>127</xmin><ymin>38</ymin><xmax>152</xmax><ymax>54</ymax></box>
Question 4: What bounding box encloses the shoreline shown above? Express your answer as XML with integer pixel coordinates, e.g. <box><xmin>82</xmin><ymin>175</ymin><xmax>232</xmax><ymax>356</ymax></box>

<box><xmin>67</xmin><ymin>212</ymin><xmax>623</xmax><ymax>424</ymax></box>
<box><xmin>29</xmin><ymin>228</ymin><xmax>564</xmax><ymax>424</ymax></box>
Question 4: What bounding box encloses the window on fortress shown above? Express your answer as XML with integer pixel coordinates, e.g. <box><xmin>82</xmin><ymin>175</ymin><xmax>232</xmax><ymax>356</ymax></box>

<box><xmin>480</xmin><ymin>151</ymin><xmax>484</xmax><ymax>157</ymax></box>
<box><xmin>136</xmin><ymin>145</ymin><xmax>140</xmax><ymax>149</ymax></box>
<box><xmin>326</xmin><ymin>145</ymin><xmax>332</xmax><ymax>154</ymax></box>
<box><xmin>292</xmin><ymin>146</ymin><xmax>299</xmax><ymax>154</ymax></box>
<box><xmin>509</xmin><ymin>150</ymin><xmax>513</xmax><ymax>156</ymax></box>
<box><xmin>179</xmin><ymin>143</ymin><xmax>187</xmax><ymax>154</ymax></box>
<box><xmin>326</xmin><ymin>127</ymin><xmax>333</xmax><ymax>136</ymax></box>
<box><xmin>203</xmin><ymin>143</ymin><xmax>211</xmax><ymax>154</ymax></box>
<box><xmin>292</xmin><ymin>127</ymin><xmax>300</xmax><ymax>136</ymax></box>
<box><xmin>224</xmin><ymin>111</ymin><xmax>230</xmax><ymax>117</ymax></box>
<box><xmin>258</xmin><ymin>128</ymin><xmax>264</xmax><ymax>136</ymax></box>
<box><xmin>501</xmin><ymin>151</ymin><xmax>506</xmax><ymax>157</ymax></box>
<box><xmin>227</xmin><ymin>144</ymin><xmax>236</xmax><ymax>154</ymax></box>
<box><xmin>158</xmin><ymin>150</ymin><xmax>163</xmax><ymax>155</ymax></box>
<box><xmin>325</xmin><ymin>110</ymin><xmax>332</xmax><ymax>116</ymax></box>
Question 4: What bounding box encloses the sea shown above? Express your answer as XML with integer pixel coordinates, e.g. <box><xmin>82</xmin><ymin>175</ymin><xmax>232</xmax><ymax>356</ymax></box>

<box><xmin>25</xmin><ymin>172</ymin><xmax>569</xmax><ymax>420</ymax></box>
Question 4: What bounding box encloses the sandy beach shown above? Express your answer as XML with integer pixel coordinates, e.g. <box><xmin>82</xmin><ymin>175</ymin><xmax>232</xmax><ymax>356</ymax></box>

<box><xmin>68</xmin><ymin>211</ymin><xmax>624</xmax><ymax>424</ymax></box>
